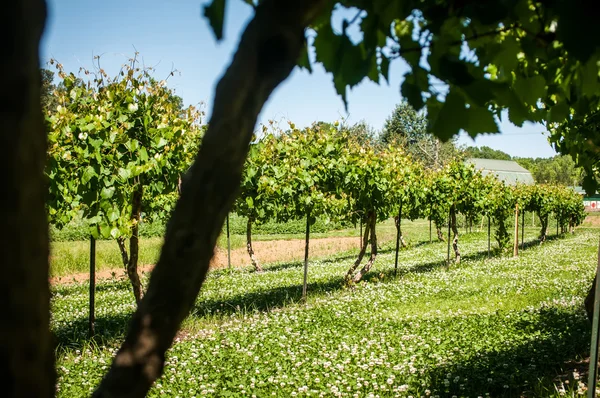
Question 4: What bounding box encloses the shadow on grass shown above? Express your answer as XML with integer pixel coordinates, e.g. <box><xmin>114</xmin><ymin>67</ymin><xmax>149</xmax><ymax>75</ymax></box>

<box><xmin>191</xmin><ymin>276</ymin><xmax>347</xmax><ymax>318</ymax></box>
<box><xmin>52</xmin><ymin>232</ymin><xmax>576</xmax><ymax>353</ymax></box>
<box><xmin>190</xmin><ymin>232</ymin><xmax>579</xmax><ymax>320</ymax></box>
<box><xmin>423</xmin><ymin>307</ymin><xmax>590</xmax><ymax>397</ymax></box>
<box><xmin>192</xmin><ymin>257</ymin><xmax>452</xmax><ymax>320</ymax></box>
<box><xmin>53</xmin><ymin>312</ymin><xmax>132</xmax><ymax>352</ymax></box>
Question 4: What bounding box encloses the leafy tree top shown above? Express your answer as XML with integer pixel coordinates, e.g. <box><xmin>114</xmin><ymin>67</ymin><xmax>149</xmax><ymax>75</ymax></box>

<box><xmin>205</xmin><ymin>0</ymin><xmax>600</xmax><ymax>191</ymax></box>
<box><xmin>465</xmin><ymin>146</ymin><xmax>512</xmax><ymax>161</ymax></box>
<box><xmin>46</xmin><ymin>55</ymin><xmax>204</xmax><ymax>238</ymax></box>
<box><xmin>381</xmin><ymin>101</ymin><xmax>427</xmax><ymax>145</ymax></box>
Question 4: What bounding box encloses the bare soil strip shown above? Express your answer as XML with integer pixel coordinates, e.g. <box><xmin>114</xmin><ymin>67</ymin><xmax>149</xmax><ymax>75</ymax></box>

<box><xmin>50</xmin><ymin>236</ymin><xmax>362</xmax><ymax>285</ymax></box>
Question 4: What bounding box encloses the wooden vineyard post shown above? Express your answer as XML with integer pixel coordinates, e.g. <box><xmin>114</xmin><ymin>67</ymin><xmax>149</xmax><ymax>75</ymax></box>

<box><xmin>487</xmin><ymin>215</ymin><xmax>491</xmax><ymax>258</ymax></box>
<box><xmin>302</xmin><ymin>211</ymin><xmax>310</xmax><ymax>301</ymax></box>
<box><xmin>446</xmin><ymin>210</ymin><xmax>451</xmax><ymax>266</ymax></box>
<box><xmin>394</xmin><ymin>201</ymin><xmax>402</xmax><ymax>277</ymax></box>
<box><xmin>521</xmin><ymin>210</ymin><xmax>525</xmax><ymax>250</ymax></box>
<box><xmin>226</xmin><ymin>214</ymin><xmax>231</xmax><ymax>270</ymax></box>
<box><xmin>89</xmin><ymin>236</ymin><xmax>96</xmax><ymax>338</ymax></box>
<box><xmin>587</xmin><ymin>238</ymin><xmax>600</xmax><ymax>398</ymax></box>
<box><xmin>513</xmin><ymin>204</ymin><xmax>519</xmax><ymax>257</ymax></box>
<box><xmin>359</xmin><ymin>219</ymin><xmax>362</xmax><ymax>249</ymax></box>
<box><xmin>429</xmin><ymin>218</ymin><xmax>432</xmax><ymax>244</ymax></box>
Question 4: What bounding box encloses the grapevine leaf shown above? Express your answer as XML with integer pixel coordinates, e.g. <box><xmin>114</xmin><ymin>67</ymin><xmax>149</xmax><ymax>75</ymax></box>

<box><xmin>203</xmin><ymin>0</ymin><xmax>227</xmax><ymax>41</ymax></box>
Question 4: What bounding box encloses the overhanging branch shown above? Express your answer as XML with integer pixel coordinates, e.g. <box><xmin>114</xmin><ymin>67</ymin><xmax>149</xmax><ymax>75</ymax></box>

<box><xmin>92</xmin><ymin>0</ymin><xmax>327</xmax><ymax>396</ymax></box>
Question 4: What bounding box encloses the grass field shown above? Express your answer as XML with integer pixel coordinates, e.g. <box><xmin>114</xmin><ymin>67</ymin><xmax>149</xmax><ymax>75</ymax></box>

<box><xmin>49</xmin><ymin>217</ymin><xmax>555</xmax><ymax>277</ymax></box>
<box><xmin>51</xmin><ymin>219</ymin><xmax>600</xmax><ymax>397</ymax></box>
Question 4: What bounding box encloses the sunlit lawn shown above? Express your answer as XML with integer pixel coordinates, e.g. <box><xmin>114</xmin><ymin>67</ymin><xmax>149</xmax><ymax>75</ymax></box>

<box><xmin>51</xmin><ymin>222</ymin><xmax>598</xmax><ymax>397</ymax></box>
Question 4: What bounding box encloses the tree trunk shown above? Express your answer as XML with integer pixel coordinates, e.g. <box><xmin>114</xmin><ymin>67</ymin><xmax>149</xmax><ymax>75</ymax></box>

<box><xmin>451</xmin><ymin>207</ymin><xmax>460</xmax><ymax>264</ymax></box>
<box><xmin>116</xmin><ymin>185</ymin><xmax>144</xmax><ymax>305</ymax></box>
<box><xmin>353</xmin><ymin>212</ymin><xmax>378</xmax><ymax>283</ymax></box>
<box><xmin>570</xmin><ymin>218</ymin><xmax>575</xmax><ymax>234</ymax></box>
<box><xmin>302</xmin><ymin>211</ymin><xmax>310</xmax><ymax>300</ymax></box>
<box><xmin>433</xmin><ymin>138</ymin><xmax>440</xmax><ymax>170</ymax></box>
<box><xmin>539</xmin><ymin>214</ymin><xmax>548</xmax><ymax>244</ymax></box>
<box><xmin>435</xmin><ymin>222</ymin><xmax>445</xmax><ymax>242</ymax></box>
<box><xmin>345</xmin><ymin>214</ymin><xmax>371</xmax><ymax>285</ymax></box>
<box><xmin>586</xmin><ymin>274</ymin><xmax>596</xmax><ymax>321</ymax></box>
<box><xmin>1</xmin><ymin>0</ymin><xmax>55</xmax><ymax>396</ymax></box>
<box><xmin>128</xmin><ymin>185</ymin><xmax>144</xmax><ymax>304</ymax></box>
<box><xmin>93</xmin><ymin>1</ymin><xmax>327</xmax><ymax>395</ymax></box>
<box><xmin>117</xmin><ymin>237</ymin><xmax>129</xmax><ymax>270</ymax></box>
<box><xmin>393</xmin><ymin>212</ymin><xmax>407</xmax><ymax>247</ymax></box>
<box><xmin>246</xmin><ymin>217</ymin><xmax>263</xmax><ymax>272</ymax></box>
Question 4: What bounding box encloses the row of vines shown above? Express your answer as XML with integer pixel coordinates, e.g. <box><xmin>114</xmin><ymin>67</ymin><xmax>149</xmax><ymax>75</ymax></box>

<box><xmin>45</xmin><ymin>58</ymin><xmax>586</xmax><ymax>304</ymax></box>
<box><xmin>236</xmin><ymin>124</ymin><xmax>587</xmax><ymax>288</ymax></box>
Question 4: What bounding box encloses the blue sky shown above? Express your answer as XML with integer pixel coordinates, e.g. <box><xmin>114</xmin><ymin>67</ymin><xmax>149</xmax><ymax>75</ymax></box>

<box><xmin>41</xmin><ymin>0</ymin><xmax>557</xmax><ymax>159</ymax></box>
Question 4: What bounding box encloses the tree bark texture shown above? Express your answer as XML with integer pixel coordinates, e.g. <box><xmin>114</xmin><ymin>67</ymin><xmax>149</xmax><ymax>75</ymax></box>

<box><xmin>0</xmin><ymin>0</ymin><xmax>56</xmax><ymax>396</ymax></box>
<box><xmin>539</xmin><ymin>214</ymin><xmax>548</xmax><ymax>244</ymax></box>
<box><xmin>93</xmin><ymin>1</ymin><xmax>328</xmax><ymax>396</ymax></box>
<box><xmin>586</xmin><ymin>274</ymin><xmax>596</xmax><ymax>321</ymax></box>
<box><xmin>345</xmin><ymin>214</ymin><xmax>372</xmax><ymax>285</ymax></box>
<box><xmin>246</xmin><ymin>218</ymin><xmax>263</xmax><ymax>272</ymax></box>
<box><xmin>435</xmin><ymin>225</ymin><xmax>445</xmax><ymax>242</ymax></box>
<box><xmin>116</xmin><ymin>185</ymin><xmax>144</xmax><ymax>305</ymax></box>
<box><xmin>394</xmin><ymin>213</ymin><xmax>407</xmax><ymax>248</ymax></box>
<box><xmin>353</xmin><ymin>213</ymin><xmax>378</xmax><ymax>283</ymax></box>
<box><xmin>302</xmin><ymin>211</ymin><xmax>310</xmax><ymax>300</ymax></box>
<box><xmin>451</xmin><ymin>207</ymin><xmax>460</xmax><ymax>264</ymax></box>
<box><xmin>127</xmin><ymin>185</ymin><xmax>144</xmax><ymax>304</ymax></box>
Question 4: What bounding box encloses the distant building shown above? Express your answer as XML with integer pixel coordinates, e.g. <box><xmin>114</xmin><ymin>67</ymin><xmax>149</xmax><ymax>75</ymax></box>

<box><xmin>465</xmin><ymin>158</ymin><xmax>535</xmax><ymax>186</ymax></box>
<box><xmin>572</xmin><ymin>186</ymin><xmax>600</xmax><ymax>212</ymax></box>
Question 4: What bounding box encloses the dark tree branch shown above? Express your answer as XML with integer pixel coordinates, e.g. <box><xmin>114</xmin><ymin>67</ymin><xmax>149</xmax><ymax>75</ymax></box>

<box><xmin>1</xmin><ymin>0</ymin><xmax>55</xmax><ymax>396</ymax></box>
<box><xmin>92</xmin><ymin>0</ymin><xmax>327</xmax><ymax>396</ymax></box>
<box><xmin>391</xmin><ymin>24</ymin><xmax>518</xmax><ymax>58</ymax></box>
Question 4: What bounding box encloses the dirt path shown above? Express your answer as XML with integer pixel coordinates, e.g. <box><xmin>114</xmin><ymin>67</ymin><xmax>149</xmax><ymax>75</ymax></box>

<box><xmin>50</xmin><ymin>235</ymin><xmax>362</xmax><ymax>285</ymax></box>
<box><xmin>583</xmin><ymin>213</ymin><xmax>600</xmax><ymax>227</ymax></box>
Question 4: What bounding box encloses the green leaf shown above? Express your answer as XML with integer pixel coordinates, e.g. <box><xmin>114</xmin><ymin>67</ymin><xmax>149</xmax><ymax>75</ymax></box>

<box><xmin>82</xmin><ymin>166</ymin><xmax>97</xmax><ymax>185</ymax></box>
<box><xmin>99</xmin><ymin>223</ymin><xmax>112</xmax><ymax>239</ymax></box>
<box><xmin>493</xmin><ymin>36</ymin><xmax>520</xmax><ymax>74</ymax></box>
<box><xmin>314</xmin><ymin>24</ymin><xmax>368</xmax><ymax>109</ymax></box>
<box><xmin>466</xmin><ymin>106</ymin><xmax>500</xmax><ymax>137</ymax></box>
<box><xmin>556</xmin><ymin>0</ymin><xmax>600</xmax><ymax>63</ymax></box>
<box><xmin>118</xmin><ymin>168</ymin><xmax>132</xmax><ymax>181</ymax></box>
<box><xmin>548</xmin><ymin>102</ymin><xmax>570</xmax><ymax>123</ymax></box>
<box><xmin>246</xmin><ymin>196</ymin><xmax>254</xmax><ymax>209</ymax></box>
<box><xmin>139</xmin><ymin>147</ymin><xmax>149</xmax><ymax>162</ymax></box>
<box><xmin>431</xmin><ymin>90</ymin><xmax>468</xmax><ymax>141</ymax></box>
<box><xmin>297</xmin><ymin>43</ymin><xmax>312</xmax><ymax>73</ymax></box>
<box><xmin>380</xmin><ymin>55</ymin><xmax>390</xmax><ymax>83</ymax></box>
<box><xmin>436</xmin><ymin>55</ymin><xmax>474</xmax><ymax>86</ymax></box>
<box><xmin>203</xmin><ymin>0</ymin><xmax>227</xmax><ymax>41</ymax></box>
<box><xmin>107</xmin><ymin>207</ymin><xmax>120</xmax><ymax>223</ymax></box>
<box><xmin>110</xmin><ymin>227</ymin><xmax>120</xmax><ymax>239</ymax></box>
<box><xmin>514</xmin><ymin>75</ymin><xmax>547</xmax><ymax>105</ymax></box>
<box><xmin>398</xmin><ymin>35</ymin><xmax>421</xmax><ymax>69</ymax></box>
<box><xmin>101</xmin><ymin>186</ymin><xmax>115</xmax><ymax>199</ymax></box>
<box><xmin>89</xmin><ymin>225</ymin><xmax>100</xmax><ymax>239</ymax></box>
<box><xmin>89</xmin><ymin>138</ymin><xmax>103</xmax><ymax>149</ymax></box>
<box><xmin>580</xmin><ymin>57</ymin><xmax>600</xmax><ymax>97</ymax></box>
<box><xmin>401</xmin><ymin>73</ymin><xmax>425</xmax><ymax>111</ymax></box>
<box><xmin>156</xmin><ymin>137</ymin><xmax>168</xmax><ymax>148</ymax></box>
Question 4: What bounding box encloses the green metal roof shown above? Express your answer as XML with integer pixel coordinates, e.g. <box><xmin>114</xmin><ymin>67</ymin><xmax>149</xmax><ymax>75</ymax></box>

<box><xmin>572</xmin><ymin>186</ymin><xmax>600</xmax><ymax>196</ymax></box>
<box><xmin>465</xmin><ymin>158</ymin><xmax>535</xmax><ymax>185</ymax></box>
